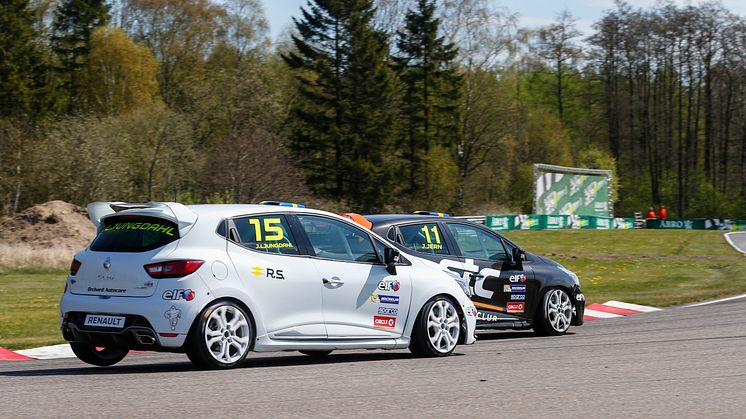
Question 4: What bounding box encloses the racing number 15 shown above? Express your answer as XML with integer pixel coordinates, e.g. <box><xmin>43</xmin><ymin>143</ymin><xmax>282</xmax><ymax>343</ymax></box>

<box><xmin>420</xmin><ymin>225</ymin><xmax>441</xmax><ymax>244</ymax></box>
<box><xmin>249</xmin><ymin>218</ymin><xmax>284</xmax><ymax>241</ymax></box>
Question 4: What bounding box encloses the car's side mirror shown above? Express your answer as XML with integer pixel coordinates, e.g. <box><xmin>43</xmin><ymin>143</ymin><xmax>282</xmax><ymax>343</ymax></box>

<box><xmin>384</xmin><ymin>247</ymin><xmax>400</xmax><ymax>275</ymax></box>
<box><xmin>511</xmin><ymin>247</ymin><xmax>525</xmax><ymax>266</ymax></box>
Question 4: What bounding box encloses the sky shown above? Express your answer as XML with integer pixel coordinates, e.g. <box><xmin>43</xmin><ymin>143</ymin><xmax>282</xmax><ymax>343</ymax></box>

<box><xmin>262</xmin><ymin>0</ymin><xmax>746</xmax><ymax>41</ymax></box>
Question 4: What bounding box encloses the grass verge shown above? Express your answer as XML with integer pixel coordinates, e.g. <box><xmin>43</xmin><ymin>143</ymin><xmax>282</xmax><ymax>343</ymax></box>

<box><xmin>502</xmin><ymin>230</ymin><xmax>746</xmax><ymax>307</ymax></box>
<box><xmin>0</xmin><ymin>269</ymin><xmax>66</xmax><ymax>350</ymax></box>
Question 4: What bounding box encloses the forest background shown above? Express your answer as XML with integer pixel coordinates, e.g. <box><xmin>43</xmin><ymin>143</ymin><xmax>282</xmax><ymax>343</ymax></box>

<box><xmin>2</xmin><ymin>0</ymin><xmax>745</xmax><ymax>218</ymax></box>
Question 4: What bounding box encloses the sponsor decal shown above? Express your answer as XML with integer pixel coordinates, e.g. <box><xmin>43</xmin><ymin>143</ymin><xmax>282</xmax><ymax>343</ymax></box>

<box><xmin>255</xmin><ymin>242</ymin><xmax>295</xmax><ymax>250</ymax></box>
<box><xmin>105</xmin><ymin>222</ymin><xmax>176</xmax><ymax>236</ymax></box>
<box><xmin>509</xmin><ymin>274</ymin><xmax>527</xmax><ymax>283</ymax></box>
<box><xmin>373</xmin><ymin>315</ymin><xmax>396</xmax><ymax>330</ymax></box>
<box><xmin>377</xmin><ymin>307</ymin><xmax>398</xmax><ymax>316</ymax></box>
<box><xmin>164</xmin><ymin>305</ymin><xmax>181</xmax><ymax>331</ymax></box>
<box><xmin>506</xmin><ymin>302</ymin><xmax>525</xmax><ymax>313</ymax></box>
<box><xmin>476</xmin><ymin>311</ymin><xmax>501</xmax><ymax>321</ymax></box>
<box><xmin>162</xmin><ymin>289</ymin><xmax>195</xmax><ymax>301</ymax></box>
<box><xmin>575</xmin><ymin>293</ymin><xmax>585</xmax><ymax>302</ymax></box>
<box><xmin>370</xmin><ymin>294</ymin><xmax>399</xmax><ymax>305</ymax></box>
<box><xmin>377</xmin><ymin>279</ymin><xmax>400</xmax><ymax>292</ymax></box>
<box><xmin>251</xmin><ymin>266</ymin><xmax>285</xmax><ymax>280</ymax></box>
<box><xmin>503</xmin><ymin>284</ymin><xmax>526</xmax><ymax>293</ymax></box>
<box><xmin>96</xmin><ymin>274</ymin><xmax>115</xmax><ymax>281</ymax></box>
<box><xmin>438</xmin><ymin>258</ymin><xmax>501</xmax><ymax>300</ymax></box>
<box><xmin>463</xmin><ymin>305</ymin><xmax>477</xmax><ymax>316</ymax></box>
<box><xmin>510</xmin><ymin>294</ymin><xmax>526</xmax><ymax>301</ymax></box>
<box><xmin>87</xmin><ymin>287</ymin><xmax>126</xmax><ymax>293</ymax></box>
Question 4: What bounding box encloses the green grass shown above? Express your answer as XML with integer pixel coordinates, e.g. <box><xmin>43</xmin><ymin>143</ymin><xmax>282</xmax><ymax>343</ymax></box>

<box><xmin>0</xmin><ymin>269</ymin><xmax>67</xmax><ymax>350</ymax></box>
<box><xmin>1</xmin><ymin>230</ymin><xmax>745</xmax><ymax>350</ymax></box>
<box><xmin>502</xmin><ymin>230</ymin><xmax>746</xmax><ymax>307</ymax></box>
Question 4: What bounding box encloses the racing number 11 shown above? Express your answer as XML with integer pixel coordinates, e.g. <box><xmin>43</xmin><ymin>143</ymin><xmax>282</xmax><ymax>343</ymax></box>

<box><xmin>249</xmin><ymin>218</ymin><xmax>284</xmax><ymax>241</ymax></box>
<box><xmin>420</xmin><ymin>225</ymin><xmax>441</xmax><ymax>244</ymax></box>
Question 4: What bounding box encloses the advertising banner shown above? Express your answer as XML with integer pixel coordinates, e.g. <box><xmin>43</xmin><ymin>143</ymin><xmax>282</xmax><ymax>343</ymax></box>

<box><xmin>534</xmin><ymin>164</ymin><xmax>612</xmax><ymax>217</ymax></box>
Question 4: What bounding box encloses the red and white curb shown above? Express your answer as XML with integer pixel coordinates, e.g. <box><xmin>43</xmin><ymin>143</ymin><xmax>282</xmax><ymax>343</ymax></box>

<box><xmin>584</xmin><ymin>300</ymin><xmax>661</xmax><ymax>320</ymax></box>
<box><xmin>0</xmin><ymin>344</ymin><xmax>145</xmax><ymax>362</ymax></box>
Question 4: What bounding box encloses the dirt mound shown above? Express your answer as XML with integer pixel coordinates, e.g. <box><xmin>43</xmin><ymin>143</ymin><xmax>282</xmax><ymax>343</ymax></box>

<box><xmin>0</xmin><ymin>200</ymin><xmax>96</xmax><ymax>251</ymax></box>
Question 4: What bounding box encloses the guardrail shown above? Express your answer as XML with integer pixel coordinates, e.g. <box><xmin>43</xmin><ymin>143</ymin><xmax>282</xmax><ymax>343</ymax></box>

<box><xmin>455</xmin><ymin>215</ymin><xmax>746</xmax><ymax>231</ymax></box>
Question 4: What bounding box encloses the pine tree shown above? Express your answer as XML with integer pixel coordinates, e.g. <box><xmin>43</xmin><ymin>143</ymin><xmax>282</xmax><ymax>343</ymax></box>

<box><xmin>283</xmin><ymin>0</ymin><xmax>398</xmax><ymax>211</ymax></box>
<box><xmin>0</xmin><ymin>0</ymin><xmax>45</xmax><ymax>119</ymax></box>
<box><xmin>51</xmin><ymin>0</ymin><xmax>110</xmax><ymax>112</ymax></box>
<box><xmin>393</xmin><ymin>0</ymin><xmax>462</xmax><ymax>193</ymax></box>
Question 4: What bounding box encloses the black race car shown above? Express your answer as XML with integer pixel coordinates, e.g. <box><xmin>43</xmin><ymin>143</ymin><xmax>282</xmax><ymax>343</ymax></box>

<box><xmin>344</xmin><ymin>212</ymin><xmax>585</xmax><ymax>335</ymax></box>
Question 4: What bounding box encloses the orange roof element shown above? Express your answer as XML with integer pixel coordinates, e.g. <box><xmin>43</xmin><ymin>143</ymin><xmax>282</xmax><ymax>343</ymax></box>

<box><xmin>340</xmin><ymin>213</ymin><xmax>372</xmax><ymax>230</ymax></box>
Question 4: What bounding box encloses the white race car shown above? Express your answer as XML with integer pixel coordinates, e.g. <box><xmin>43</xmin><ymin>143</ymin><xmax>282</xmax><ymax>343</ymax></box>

<box><xmin>60</xmin><ymin>201</ymin><xmax>477</xmax><ymax>369</ymax></box>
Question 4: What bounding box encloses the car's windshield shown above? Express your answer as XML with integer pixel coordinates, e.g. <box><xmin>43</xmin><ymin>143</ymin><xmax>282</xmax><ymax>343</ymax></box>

<box><xmin>90</xmin><ymin>215</ymin><xmax>179</xmax><ymax>252</ymax></box>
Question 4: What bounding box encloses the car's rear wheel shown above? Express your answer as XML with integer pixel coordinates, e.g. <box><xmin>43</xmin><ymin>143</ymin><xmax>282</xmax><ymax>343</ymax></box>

<box><xmin>534</xmin><ymin>288</ymin><xmax>573</xmax><ymax>336</ymax></box>
<box><xmin>409</xmin><ymin>297</ymin><xmax>460</xmax><ymax>357</ymax></box>
<box><xmin>299</xmin><ymin>350</ymin><xmax>333</xmax><ymax>357</ymax></box>
<box><xmin>70</xmin><ymin>342</ymin><xmax>128</xmax><ymax>367</ymax></box>
<box><xmin>186</xmin><ymin>300</ymin><xmax>253</xmax><ymax>369</ymax></box>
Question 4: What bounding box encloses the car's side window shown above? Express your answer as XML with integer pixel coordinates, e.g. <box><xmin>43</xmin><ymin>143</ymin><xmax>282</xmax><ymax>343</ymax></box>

<box><xmin>446</xmin><ymin>223</ymin><xmax>509</xmax><ymax>261</ymax></box>
<box><xmin>233</xmin><ymin>215</ymin><xmax>299</xmax><ymax>255</ymax></box>
<box><xmin>297</xmin><ymin>215</ymin><xmax>378</xmax><ymax>263</ymax></box>
<box><xmin>397</xmin><ymin>223</ymin><xmax>450</xmax><ymax>255</ymax></box>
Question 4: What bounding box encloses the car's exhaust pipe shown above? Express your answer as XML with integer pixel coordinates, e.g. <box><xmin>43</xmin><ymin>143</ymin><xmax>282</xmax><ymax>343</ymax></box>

<box><xmin>133</xmin><ymin>331</ymin><xmax>156</xmax><ymax>345</ymax></box>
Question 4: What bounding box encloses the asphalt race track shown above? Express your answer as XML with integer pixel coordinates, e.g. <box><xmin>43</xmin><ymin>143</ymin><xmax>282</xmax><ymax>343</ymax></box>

<box><xmin>2</xmin><ymin>298</ymin><xmax>746</xmax><ymax>418</ymax></box>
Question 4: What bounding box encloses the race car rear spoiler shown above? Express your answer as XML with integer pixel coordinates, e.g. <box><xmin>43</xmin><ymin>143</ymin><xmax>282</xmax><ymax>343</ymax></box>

<box><xmin>87</xmin><ymin>201</ymin><xmax>199</xmax><ymax>236</ymax></box>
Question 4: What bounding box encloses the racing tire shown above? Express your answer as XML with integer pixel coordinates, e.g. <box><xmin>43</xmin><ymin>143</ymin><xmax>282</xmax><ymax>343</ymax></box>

<box><xmin>408</xmin><ymin>296</ymin><xmax>461</xmax><ymax>357</ymax></box>
<box><xmin>70</xmin><ymin>342</ymin><xmax>128</xmax><ymax>367</ymax></box>
<box><xmin>299</xmin><ymin>350</ymin><xmax>333</xmax><ymax>357</ymax></box>
<box><xmin>533</xmin><ymin>288</ymin><xmax>573</xmax><ymax>336</ymax></box>
<box><xmin>186</xmin><ymin>300</ymin><xmax>253</xmax><ymax>370</ymax></box>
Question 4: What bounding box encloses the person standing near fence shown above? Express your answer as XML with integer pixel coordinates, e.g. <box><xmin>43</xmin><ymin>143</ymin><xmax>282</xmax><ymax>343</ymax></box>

<box><xmin>658</xmin><ymin>206</ymin><xmax>668</xmax><ymax>219</ymax></box>
<box><xmin>646</xmin><ymin>207</ymin><xmax>656</xmax><ymax>219</ymax></box>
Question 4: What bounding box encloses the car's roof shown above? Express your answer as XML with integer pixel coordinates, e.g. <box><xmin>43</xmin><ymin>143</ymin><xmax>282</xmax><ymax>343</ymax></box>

<box><xmin>365</xmin><ymin>214</ymin><xmax>451</xmax><ymax>227</ymax></box>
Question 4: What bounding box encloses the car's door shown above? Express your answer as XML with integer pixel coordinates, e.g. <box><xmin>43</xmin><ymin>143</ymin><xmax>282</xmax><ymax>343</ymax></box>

<box><xmin>225</xmin><ymin>214</ymin><xmax>326</xmax><ymax>339</ymax></box>
<box><xmin>444</xmin><ymin>222</ymin><xmax>537</xmax><ymax>320</ymax></box>
<box><xmin>393</xmin><ymin>221</ymin><xmax>472</xmax><ymax>281</ymax></box>
<box><xmin>295</xmin><ymin>214</ymin><xmax>412</xmax><ymax>339</ymax></box>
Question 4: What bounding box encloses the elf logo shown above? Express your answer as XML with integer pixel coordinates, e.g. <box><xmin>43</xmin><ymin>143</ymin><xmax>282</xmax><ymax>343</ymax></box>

<box><xmin>377</xmin><ymin>279</ymin><xmax>400</xmax><ymax>292</ymax></box>
<box><xmin>162</xmin><ymin>289</ymin><xmax>195</xmax><ymax>301</ymax></box>
<box><xmin>373</xmin><ymin>316</ymin><xmax>396</xmax><ymax>330</ymax></box>
<box><xmin>509</xmin><ymin>274</ymin><xmax>527</xmax><ymax>283</ymax></box>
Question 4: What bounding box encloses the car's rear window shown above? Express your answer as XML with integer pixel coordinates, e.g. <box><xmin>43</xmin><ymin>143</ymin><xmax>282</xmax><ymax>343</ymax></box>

<box><xmin>90</xmin><ymin>215</ymin><xmax>179</xmax><ymax>252</ymax></box>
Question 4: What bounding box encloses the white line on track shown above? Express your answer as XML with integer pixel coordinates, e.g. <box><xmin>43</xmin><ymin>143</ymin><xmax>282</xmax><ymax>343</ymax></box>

<box><xmin>685</xmin><ymin>292</ymin><xmax>746</xmax><ymax>307</ymax></box>
<box><xmin>603</xmin><ymin>300</ymin><xmax>661</xmax><ymax>312</ymax></box>
<box><xmin>583</xmin><ymin>308</ymin><xmax>623</xmax><ymax>319</ymax></box>
<box><xmin>724</xmin><ymin>232</ymin><xmax>746</xmax><ymax>255</ymax></box>
<box><xmin>16</xmin><ymin>344</ymin><xmax>75</xmax><ymax>360</ymax></box>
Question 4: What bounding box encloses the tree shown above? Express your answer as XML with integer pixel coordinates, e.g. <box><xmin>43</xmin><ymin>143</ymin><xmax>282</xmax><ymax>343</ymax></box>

<box><xmin>0</xmin><ymin>0</ymin><xmax>46</xmax><ymax>120</ymax></box>
<box><xmin>83</xmin><ymin>26</ymin><xmax>159</xmax><ymax>115</ymax></box>
<box><xmin>393</xmin><ymin>0</ymin><xmax>462</xmax><ymax>194</ymax></box>
<box><xmin>533</xmin><ymin>10</ymin><xmax>581</xmax><ymax>123</ymax></box>
<box><xmin>121</xmin><ymin>0</ymin><xmax>226</xmax><ymax>108</ymax></box>
<box><xmin>284</xmin><ymin>0</ymin><xmax>399</xmax><ymax>211</ymax></box>
<box><xmin>51</xmin><ymin>0</ymin><xmax>110</xmax><ymax>112</ymax></box>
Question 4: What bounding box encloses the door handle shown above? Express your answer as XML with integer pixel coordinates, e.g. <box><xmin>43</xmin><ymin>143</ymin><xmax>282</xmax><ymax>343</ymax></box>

<box><xmin>322</xmin><ymin>276</ymin><xmax>344</xmax><ymax>285</ymax></box>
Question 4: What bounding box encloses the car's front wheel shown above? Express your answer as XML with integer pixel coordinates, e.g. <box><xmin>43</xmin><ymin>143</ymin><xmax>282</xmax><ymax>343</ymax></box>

<box><xmin>409</xmin><ymin>297</ymin><xmax>461</xmax><ymax>357</ymax></box>
<box><xmin>70</xmin><ymin>342</ymin><xmax>128</xmax><ymax>367</ymax></box>
<box><xmin>186</xmin><ymin>300</ymin><xmax>253</xmax><ymax>369</ymax></box>
<box><xmin>534</xmin><ymin>288</ymin><xmax>573</xmax><ymax>336</ymax></box>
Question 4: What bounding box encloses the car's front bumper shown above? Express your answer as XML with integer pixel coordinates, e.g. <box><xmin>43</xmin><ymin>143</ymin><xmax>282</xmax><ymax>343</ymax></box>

<box><xmin>572</xmin><ymin>285</ymin><xmax>585</xmax><ymax>326</ymax></box>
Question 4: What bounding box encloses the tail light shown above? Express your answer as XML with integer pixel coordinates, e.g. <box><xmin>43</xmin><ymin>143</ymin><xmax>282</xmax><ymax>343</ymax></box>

<box><xmin>70</xmin><ymin>259</ymin><xmax>82</xmax><ymax>276</ymax></box>
<box><xmin>144</xmin><ymin>260</ymin><xmax>204</xmax><ymax>278</ymax></box>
